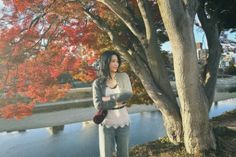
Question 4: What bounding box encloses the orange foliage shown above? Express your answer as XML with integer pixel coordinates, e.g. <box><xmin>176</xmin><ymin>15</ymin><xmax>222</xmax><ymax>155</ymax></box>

<box><xmin>11</xmin><ymin>0</ymin><xmax>44</xmax><ymax>12</ymax></box>
<box><xmin>0</xmin><ymin>0</ymin><xmax>105</xmax><ymax>119</ymax></box>
<box><xmin>0</xmin><ymin>103</ymin><xmax>34</xmax><ymax>119</ymax></box>
<box><xmin>0</xmin><ymin>0</ymin><xmax>158</xmax><ymax>119</ymax></box>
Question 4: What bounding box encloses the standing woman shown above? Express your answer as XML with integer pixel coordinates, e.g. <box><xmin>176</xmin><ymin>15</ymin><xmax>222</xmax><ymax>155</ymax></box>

<box><xmin>92</xmin><ymin>50</ymin><xmax>133</xmax><ymax>157</ymax></box>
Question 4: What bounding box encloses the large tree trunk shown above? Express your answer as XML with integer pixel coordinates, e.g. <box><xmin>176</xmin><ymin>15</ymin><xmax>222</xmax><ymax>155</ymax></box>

<box><xmin>125</xmin><ymin>38</ymin><xmax>183</xmax><ymax>144</ymax></box>
<box><xmin>128</xmin><ymin>52</ymin><xmax>183</xmax><ymax>144</ymax></box>
<box><xmin>157</xmin><ymin>0</ymin><xmax>216</xmax><ymax>154</ymax></box>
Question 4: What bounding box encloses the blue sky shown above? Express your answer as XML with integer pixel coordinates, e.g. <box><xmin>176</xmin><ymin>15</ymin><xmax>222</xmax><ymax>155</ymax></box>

<box><xmin>161</xmin><ymin>25</ymin><xmax>236</xmax><ymax>51</ymax></box>
<box><xmin>0</xmin><ymin>1</ymin><xmax>3</xmax><ymax>18</ymax></box>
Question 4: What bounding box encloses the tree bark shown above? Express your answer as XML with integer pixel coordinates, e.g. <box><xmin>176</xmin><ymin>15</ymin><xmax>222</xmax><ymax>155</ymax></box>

<box><xmin>95</xmin><ymin>0</ymin><xmax>183</xmax><ymax>144</ymax></box>
<box><xmin>157</xmin><ymin>0</ymin><xmax>216</xmax><ymax>154</ymax></box>
<box><xmin>127</xmin><ymin>54</ymin><xmax>182</xmax><ymax>144</ymax></box>
<box><xmin>198</xmin><ymin>1</ymin><xmax>223</xmax><ymax>109</ymax></box>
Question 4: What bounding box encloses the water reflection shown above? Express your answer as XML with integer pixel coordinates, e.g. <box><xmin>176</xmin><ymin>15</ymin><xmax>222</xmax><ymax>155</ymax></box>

<box><xmin>0</xmin><ymin>111</ymin><xmax>166</xmax><ymax>157</ymax></box>
<box><xmin>130</xmin><ymin>111</ymin><xmax>166</xmax><ymax>146</ymax></box>
<box><xmin>209</xmin><ymin>98</ymin><xmax>236</xmax><ymax>118</ymax></box>
<box><xmin>0</xmin><ymin>98</ymin><xmax>236</xmax><ymax>157</ymax></box>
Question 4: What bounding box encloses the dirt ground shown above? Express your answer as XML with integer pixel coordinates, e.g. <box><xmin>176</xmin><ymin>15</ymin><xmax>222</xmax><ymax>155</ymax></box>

<box><xmin>129</xmin><ymin>109</ymin><xmax>236</xmax><ymax>157</ymax></box>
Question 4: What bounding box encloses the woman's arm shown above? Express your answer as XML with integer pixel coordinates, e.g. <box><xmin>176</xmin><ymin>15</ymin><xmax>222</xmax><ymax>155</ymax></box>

<box><xmin>92</xmin><ymin>73</ymin><xmax>133</xmax><ymax>110</ymax></box>
<box><xmin>110</xmin><ymin>73</ymin><xmax>133</xmax><ymax>103</ymax></box>
<box><xmin>92</xmin><ymin>80</ymin><xmax>116</xmax><ymax>110</ymax></box>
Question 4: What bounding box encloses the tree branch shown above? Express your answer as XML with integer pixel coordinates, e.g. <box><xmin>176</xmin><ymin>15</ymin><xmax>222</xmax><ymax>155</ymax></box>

<box><xmin>182</xmin><ymin>0</ymin><xmax>199</xmax><ymax>19</ymax></box>
<box><xmin>198</xmin><ymin>0</ymin><xmax>223</xmax><ymax>108</ymax></box>
<box><xmin>97</xmin><ymin>0</ymin><xmax>146</xmax><ymax>43</ymax></box>
<box><xmin>77</xmin><ymin>1</ymin><xmax>133</xmax><ymax>61</ymax></box>
<box><xmin>136</xmin><ymin>0</ymin><xmax>154</xmax><ymax>44</ymax></box>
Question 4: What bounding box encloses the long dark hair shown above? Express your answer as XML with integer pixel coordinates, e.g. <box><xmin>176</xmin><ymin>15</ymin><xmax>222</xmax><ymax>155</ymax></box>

<box><xmin>98</xmin><ymin>50</ymin><xmax>121</xmax><ymax>79</ymax></box>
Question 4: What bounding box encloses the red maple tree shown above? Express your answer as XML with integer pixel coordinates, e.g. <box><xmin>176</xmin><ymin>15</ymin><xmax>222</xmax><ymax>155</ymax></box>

<box><xmin>0</xmin><ymin>0</ymin><xmax>105</xmax><ymax>119</ymax></box>
<box><xmin>0</xmin><ymin>0</ymin><xmax>156</xmax><ymax>119</ymax></box>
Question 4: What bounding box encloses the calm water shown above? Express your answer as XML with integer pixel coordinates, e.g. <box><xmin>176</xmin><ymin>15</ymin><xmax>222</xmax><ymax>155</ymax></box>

<box><xmin>0</xmin><ymin>98</ymin><xmax>236</xmax><ymax>157</ymax></box>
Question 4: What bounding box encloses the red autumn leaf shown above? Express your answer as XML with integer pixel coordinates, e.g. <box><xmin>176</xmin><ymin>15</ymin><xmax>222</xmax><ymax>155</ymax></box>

<box><xmin>0</xmin><ymin>0</ymin><xmax>119</xmax><ymax>119</ymax></box>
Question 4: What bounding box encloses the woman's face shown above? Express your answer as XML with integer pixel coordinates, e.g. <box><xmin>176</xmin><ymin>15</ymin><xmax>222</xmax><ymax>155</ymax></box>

<box><xmin>109</xmin><ymin>55</ymin><xmax>119</xmax><ymax>74</ymax></box>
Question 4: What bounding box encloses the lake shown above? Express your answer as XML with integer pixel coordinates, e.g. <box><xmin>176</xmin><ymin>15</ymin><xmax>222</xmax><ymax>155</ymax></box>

<box><xmin>0</xmin><ymin>98</ymin><xmax>236</xmax><ymax>157</ymax></box>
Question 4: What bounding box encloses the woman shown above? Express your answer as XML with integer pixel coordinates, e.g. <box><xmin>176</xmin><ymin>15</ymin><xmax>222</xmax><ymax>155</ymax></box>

<box><xmin>92</xmin><ymin>50</ymin><xmax>133</xmax><ymax>157</ymax></box>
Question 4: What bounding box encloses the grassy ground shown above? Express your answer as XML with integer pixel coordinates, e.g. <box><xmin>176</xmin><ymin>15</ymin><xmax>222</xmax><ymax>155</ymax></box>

<box><xmin>129</xmin><ymin>109</ymin><xmax>236</xmax><ymax>157</ymax></box>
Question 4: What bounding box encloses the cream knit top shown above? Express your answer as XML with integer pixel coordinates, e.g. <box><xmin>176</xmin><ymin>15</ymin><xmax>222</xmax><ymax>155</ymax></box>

<box><xmin>101</xmin><ymin>85</ymin><xmax>130</xmax><ymax>128</ymax></box>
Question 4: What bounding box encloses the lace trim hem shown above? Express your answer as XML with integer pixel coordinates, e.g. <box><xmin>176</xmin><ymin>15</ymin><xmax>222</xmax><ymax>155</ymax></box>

<box><xmin>103</xmin><ymin>122</ymin><xmax>130</xmax><ymax>129</ymax></box>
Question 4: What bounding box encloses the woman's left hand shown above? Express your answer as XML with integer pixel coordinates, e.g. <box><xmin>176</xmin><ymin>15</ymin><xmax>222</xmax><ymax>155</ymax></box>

<box><xmin>116</xmin><ymin>102</ymin><xmax>126</xmax><ymax>107</ymax></box>
<box><xmin>102</xmin><ymin>96</ymin><xmax>111</xmax><ymax>102</ymax></box>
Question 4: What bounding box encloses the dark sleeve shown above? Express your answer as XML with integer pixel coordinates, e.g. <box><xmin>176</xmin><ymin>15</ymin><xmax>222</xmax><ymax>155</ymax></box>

<box><xmin>92</xmin><ymin>80</ymin><xmax>116</xmax><ymax>110</ymax></box>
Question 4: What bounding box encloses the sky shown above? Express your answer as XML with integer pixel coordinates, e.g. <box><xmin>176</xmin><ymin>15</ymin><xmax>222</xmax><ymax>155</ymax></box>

<box><xmin>161</xmin><ymin>25</ymin><xmax>236</xmax><ymax>51</ymax></box>
<box><xmin>0</xmin><ymin>1</ymin><xmax>3</xmax><ymax>18</ymax></box>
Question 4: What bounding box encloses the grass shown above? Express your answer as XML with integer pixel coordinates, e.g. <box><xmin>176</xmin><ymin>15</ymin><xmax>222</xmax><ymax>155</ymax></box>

<box><xmin>129</xmin><ymin>128</ymin><xmax>236</xmax><ymax>157</ymax></box>
<box><xmin>129</xmin><ymin>109</ymin><xmax>236</xmax><ymax>157</ymax></box>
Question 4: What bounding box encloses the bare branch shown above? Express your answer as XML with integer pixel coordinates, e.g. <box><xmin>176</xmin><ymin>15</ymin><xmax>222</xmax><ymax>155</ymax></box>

<box><xmin>76</xmin><ymin>1</ymin><xmax>133</xmax><ymax>60</ymax></box>
<box><xmin>97</xmin><ymin>0</ymin><xmax>146</xmax><ymax>43</ymax></box>
<box><xmin>197</xmin><ymin>0</ymin><xmax>222</xmax><ymax>107</ymax></box>
<box><xmin>29</xmin><ymin>13</ymin><xmax>47</xmax><ymax>29</ymax></box>
<box><xmin>28</xmin><ymin>24</ymin><xmax>53</xmax><ymax>51</ymax></box>
<box><xmin>182</xmin><ymin>0</ymin><xmax>199</xmax><ymax>19</ymax></box>
<box><xmin>136</xmin><ymin>0</ymin><xmax>154</xmax><ymax>43</ymax></box>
